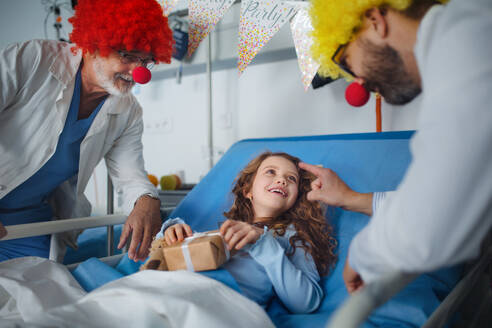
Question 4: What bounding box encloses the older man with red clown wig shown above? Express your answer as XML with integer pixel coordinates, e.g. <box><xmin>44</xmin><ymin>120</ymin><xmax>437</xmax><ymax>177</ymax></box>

<box><xmin>0</xmin><ymin>0</ymin><xmax>173</xmax><ymax>262</ymax></box>
<box><xmin>300</xmin><ymin>0</ymin><xmax>492</xmax><ymax>294</ymax></box>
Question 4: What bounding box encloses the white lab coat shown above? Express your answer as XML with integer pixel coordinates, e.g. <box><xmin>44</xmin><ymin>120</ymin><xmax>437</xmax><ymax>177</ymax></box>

<box><xmin>349</xmin><ymin>0</ymin><xmax>492</xmax><ymax>283</ymax></box>
<box><xmin>0</xmin><ymin>40</ymin><xmax>158</xmax><ymax>254</ymax></box>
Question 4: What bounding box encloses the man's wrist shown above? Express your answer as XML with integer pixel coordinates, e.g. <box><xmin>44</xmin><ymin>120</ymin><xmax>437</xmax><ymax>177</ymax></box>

<box><xmin>135</xmin><ymin>194</ymin><xmax>161</xmax><ymax>207</ymax></box>
<box><xmin>341</xmin><ymin>191</ymin><xmax>373</xmax><ymax>216</ymax></box>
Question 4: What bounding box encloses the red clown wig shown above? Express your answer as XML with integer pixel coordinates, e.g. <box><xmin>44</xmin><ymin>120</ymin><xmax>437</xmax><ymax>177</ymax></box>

<box><xmin>69</xmin><ymin>0</ymin><xmax>174</xmax><ymax>64</ymax></box>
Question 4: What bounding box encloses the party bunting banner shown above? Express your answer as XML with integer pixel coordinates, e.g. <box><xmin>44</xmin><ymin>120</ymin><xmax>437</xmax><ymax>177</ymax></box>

<box><xmin>158</xmin><ymin>0</ymin><xmax>179</xmax><ymax>16</ymax></box>
<box><xmin>289</xmin><ymin>3</ymin><xmax>320</xmax><ymax>90</ymax></box>
<box><xmin>238</xmin><ymin>0</ymin><xmax>298</xmax><ymax>74</ymax></box>
<box><xmin>187</xmin><ymin>0</ymin><xmax>236</xmax><ymax>57</ymax></box>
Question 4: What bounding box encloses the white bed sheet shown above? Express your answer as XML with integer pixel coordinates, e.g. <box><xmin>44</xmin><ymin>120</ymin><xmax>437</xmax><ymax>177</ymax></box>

<box><xmin>0</xmin><ymin>257</ymin><xmax>274</xmax><ymax>328</ymax></box>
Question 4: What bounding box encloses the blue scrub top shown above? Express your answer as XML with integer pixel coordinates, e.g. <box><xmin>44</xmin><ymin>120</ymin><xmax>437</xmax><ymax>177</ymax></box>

<box><xmin>0</xmin><ymin>67</ymin><xmax>106</xmax><ymax>260</ymax></box>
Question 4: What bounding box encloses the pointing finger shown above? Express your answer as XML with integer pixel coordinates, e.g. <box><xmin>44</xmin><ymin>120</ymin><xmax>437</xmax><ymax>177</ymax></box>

<box><xmin>299</xmin><ymin>162</ymin><xmax>325</xmax><ymax>177</ymax></box>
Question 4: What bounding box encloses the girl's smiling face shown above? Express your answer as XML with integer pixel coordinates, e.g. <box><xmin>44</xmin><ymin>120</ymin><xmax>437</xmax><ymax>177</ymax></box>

<box><xmin>246</xmin><ymin>156</ymin><xmax>299</xmax><ymax>219</ymax></box>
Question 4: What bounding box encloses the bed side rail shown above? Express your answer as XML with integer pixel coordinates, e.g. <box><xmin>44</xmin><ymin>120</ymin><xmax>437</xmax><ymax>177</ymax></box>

<box><xmin>1</xmin><ymin>214</ymin><xmax>127</xmax><ymax>241</ymax></box>
<box><xmin>326</xmin><ymin>272</ymin><xmax>418</xmax><ymax>328</ymax></box>
<box><xmin>327</xmin><ymin>240</ymin><xmax>492</xmax><ymax>328</ymax></box>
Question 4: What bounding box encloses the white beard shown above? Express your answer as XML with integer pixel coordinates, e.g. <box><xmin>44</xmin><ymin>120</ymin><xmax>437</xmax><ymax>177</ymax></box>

<box><xmin>93</xmin><ymin>57</ymin><xmax>134</xmax><ymax>97</ymax></box>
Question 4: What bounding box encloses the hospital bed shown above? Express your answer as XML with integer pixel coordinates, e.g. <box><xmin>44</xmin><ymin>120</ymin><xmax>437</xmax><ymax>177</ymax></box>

<box><xmin>2</xmin><ymin>131</ymin><xmax>491</xmax><ymax>327</ymax></box>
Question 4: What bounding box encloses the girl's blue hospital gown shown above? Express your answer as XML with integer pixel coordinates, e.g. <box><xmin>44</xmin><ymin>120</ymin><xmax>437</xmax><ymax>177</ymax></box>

<box><xmin>158</xmin><ymin>218</ymin><xmax>324</xmax><ymax>313</ymax></box>
<box><xmin>0</xmin><ymin>68</ymin><xmax>105</xmax><ymax>261</ymax></box>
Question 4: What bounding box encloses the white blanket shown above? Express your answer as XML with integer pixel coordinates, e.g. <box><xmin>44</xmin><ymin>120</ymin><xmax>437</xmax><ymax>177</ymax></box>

<box><xmin>0</xmin><ymin>257</ymin><xmax>274</xmax><ymax>328</ymax></box>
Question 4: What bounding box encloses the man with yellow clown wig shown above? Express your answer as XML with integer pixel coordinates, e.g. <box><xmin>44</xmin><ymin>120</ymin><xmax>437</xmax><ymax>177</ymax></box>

<box><xmin>0</xmin><ymin>0</ymin><xmax>173</xmax><ymax>262</ymax></box>
<box><xmin>300</xmin><ymin>0</ymin><xmax>492</xmax><ymax>292</ymax></box>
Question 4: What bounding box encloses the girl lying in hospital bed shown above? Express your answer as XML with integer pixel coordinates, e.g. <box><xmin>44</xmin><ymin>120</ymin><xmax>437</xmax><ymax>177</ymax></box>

<box><xmin>154</xmin><ymin>151</ymin><xmax>337</xmax><ymax>313</ymax></box>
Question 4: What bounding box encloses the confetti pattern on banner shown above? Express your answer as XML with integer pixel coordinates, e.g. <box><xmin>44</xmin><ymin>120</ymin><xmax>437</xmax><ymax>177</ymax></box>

<box><xmin>238</xmin><ymin>0</ymin><xmax>298</xmax><ymax>75</ymax></box>
<box><xmin>157</xmin><ymin>0</ymin><xmax>179</xmax><ymax>16</ymax></box>
<box><xmin>290</xmin><ymin>5</ymin><xmax>320</xmax><ymax>90</ymax></box>
<box><xmin>187</xmin><ymin>0</ymin><xmax>236</xmax><ymax>57</ymax></box>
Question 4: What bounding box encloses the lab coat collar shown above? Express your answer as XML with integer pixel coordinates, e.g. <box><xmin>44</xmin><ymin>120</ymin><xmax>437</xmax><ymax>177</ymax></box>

<box><xmin>49</xmin><ymin>44</ymin><xmax>81</xmax><ymax>87</ymax></box>
<box><xmin>105</xmin><ymin>94</ymin><xmax>134</xmax><ymax>115</ymax></box>
<box><xmin>414</xmin><ymin>5</ymin><xmax>444</xmax><ymax>83</ymax></box>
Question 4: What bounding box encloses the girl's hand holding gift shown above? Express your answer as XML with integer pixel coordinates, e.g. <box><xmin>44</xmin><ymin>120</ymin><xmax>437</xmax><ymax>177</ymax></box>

<box><xmin>220</xmin><ymin>219</ymin><xmax>264</xmax><ymax>250</ymax></box>
<box><xmin>164</xmin><ymin>223</ymin><xmax>193</xmax><ymax>245</ymax></box>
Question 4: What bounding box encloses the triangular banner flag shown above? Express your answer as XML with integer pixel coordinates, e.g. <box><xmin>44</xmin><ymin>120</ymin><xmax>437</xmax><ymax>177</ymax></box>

<box><xmin>157</xmin><ymin>0</ymin><xmax>179</xmax><ymax>16</ymax></box>
<box><xmin>289</xmin><ymin>3</ymin><xmax>320</xmax><ymax>90</ymax></box>
<box><xmin>187</xmin><ymin>0</ymin><xmax>236</xmax><ymax>57</ymax></box>
<box><xmin>238</xmin><ymin>0</ymin><xmax>298</xmax><ymax>74</ymax></box>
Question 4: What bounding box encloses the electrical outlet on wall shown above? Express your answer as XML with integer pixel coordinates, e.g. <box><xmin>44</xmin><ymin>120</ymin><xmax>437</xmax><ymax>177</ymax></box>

<box><xmin>144</xmin><ymin>117</ymin><xmax>173</xmax><ymax>134</ymax></box>
<box><xmin>217</xmin><ymin>111</ymin><xmax>232</xmax><ymax>129</ymax></box>
<box><xmin>156</xmin><ymin>118</ymin><xmax>173</xmax><ymax>133</ymax></box>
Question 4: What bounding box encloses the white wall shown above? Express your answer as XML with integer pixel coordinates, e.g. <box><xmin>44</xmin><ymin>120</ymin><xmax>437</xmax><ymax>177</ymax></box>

<box><xmin>136</xmin><ymin>58</ymin><xmax>421</xmax><ymax>185</ymax></box>
<box><xmin>0</xmin><ymin>0</ymin><xmax>73</xmax><ymax>49</ymax></box>
<box><xmin>136</xmin><ymin>2</ymin><xmax>421</xmax><ymax>187</ymax></box>
<box><xmin>0</xmin><ymin>1</ymin><xmax>421</xmax><ymax>215</ymax></box>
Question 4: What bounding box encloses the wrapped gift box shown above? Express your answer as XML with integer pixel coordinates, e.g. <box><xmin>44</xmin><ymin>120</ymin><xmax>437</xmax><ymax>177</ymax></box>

<box><xmin>141</xmin><ymin>238</ymin><xmax>169</xmax><ymax>271</ymax></box>
<box><xmin>163</xmin><ymin>231</ymin><xmax>230</xmax><ymax>272</ymax></box>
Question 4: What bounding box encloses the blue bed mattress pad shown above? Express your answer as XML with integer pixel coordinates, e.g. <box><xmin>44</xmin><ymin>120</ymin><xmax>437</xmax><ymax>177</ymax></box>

<box><xmin>69</xmin><ymin>132</ymin><xmax>461</xmax><ymax>327</ymax></box>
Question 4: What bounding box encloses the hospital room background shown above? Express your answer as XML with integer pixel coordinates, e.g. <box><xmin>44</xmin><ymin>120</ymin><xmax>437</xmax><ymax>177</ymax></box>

<box><xmin>3</xmin><ymin>1</ymin><xmax>492</xmax><ymax>327</ymax></box>
<box><xmin>0</xmin><ymin>0</ymin><xmax>422</xmax><ymax>216</ymax></box>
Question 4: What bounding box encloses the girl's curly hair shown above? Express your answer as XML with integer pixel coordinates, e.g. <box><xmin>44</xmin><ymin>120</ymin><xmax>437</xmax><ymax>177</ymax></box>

<box><xmin>224</xmin><ymin>151</ymin><xmax>337</xmax><ymax>276</ymax></box>
<box><xmin>69</xmin><ymin>0</ymin><xmax>174</xmax><ymax>63</ymax></box>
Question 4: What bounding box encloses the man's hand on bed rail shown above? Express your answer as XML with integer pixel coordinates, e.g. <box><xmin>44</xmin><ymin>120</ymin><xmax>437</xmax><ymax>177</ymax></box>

<box><xmin>299</xmin><ymin>162</ymin><xmax>374</xmax><ymax>216</ymax></box>
<box><xmin>343</xmin><ymin>252</ymin><xmax>365</xmax><ymax>293</ymax></box>
<box><xmin>118</xmin><ymin>195</ymin><xmax>162</xmax><ymax>261</ymax></box>
<box><xmin>0</xmin><ymin>222</ymin><xmax>6</xmax><ymax>239</ymax></box>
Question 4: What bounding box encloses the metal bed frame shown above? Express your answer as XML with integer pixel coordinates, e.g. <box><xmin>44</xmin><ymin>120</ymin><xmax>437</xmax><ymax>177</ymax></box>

<box><xmin>2</xmin><ymin>174</ymin><xmax>491</xmax><ymax>328</ymax></box>
<box><xmin>3</xmin><ymin>213</ymin><xmax>490</xmax><ymax>327</ymax></box>
<box><xmin>326</xmin><ymin>242</ymin><xmax>492</xmax><ymax>328</ymax></box>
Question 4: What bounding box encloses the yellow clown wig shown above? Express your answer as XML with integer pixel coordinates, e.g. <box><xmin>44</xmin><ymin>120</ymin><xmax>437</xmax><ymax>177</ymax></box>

<box><xmin>309</xmin><ymin>0</ymin><xmax>448</xmax><ymax>80</ymax></box>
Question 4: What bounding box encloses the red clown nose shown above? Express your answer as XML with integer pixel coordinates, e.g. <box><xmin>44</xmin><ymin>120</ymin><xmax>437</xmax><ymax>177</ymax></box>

<box><xmin>132</xmin><ymin>66</ymin><xmax>152</xmax><ymax>84</ymax></box>
<box><xmin>345</xmin><ymin>82</ymin><xmax>370</xmax><ymax>107</ymax></box>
